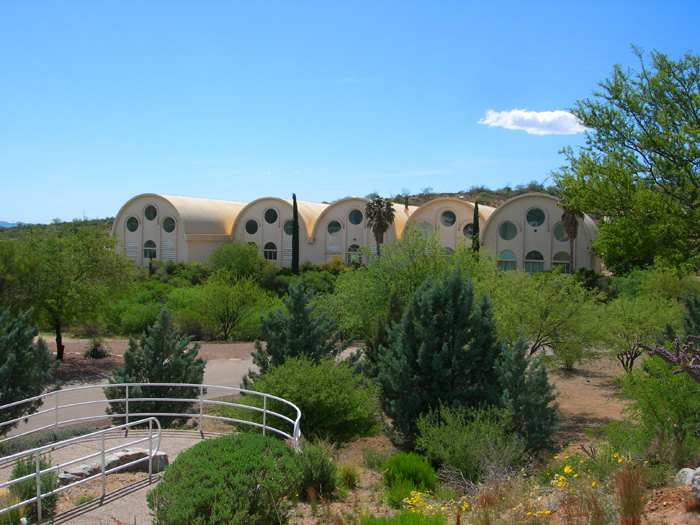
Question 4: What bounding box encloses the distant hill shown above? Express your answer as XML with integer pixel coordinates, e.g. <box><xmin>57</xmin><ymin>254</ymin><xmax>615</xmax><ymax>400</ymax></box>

<box><xmin>0</xmin><ymin>221</ymin><xmax>24</xmax><ymax>228</ymax></box>
<box><xmin>0</xmin><ymin>218</ymin><xmax>114</xmax><ymax>241</ymax></box>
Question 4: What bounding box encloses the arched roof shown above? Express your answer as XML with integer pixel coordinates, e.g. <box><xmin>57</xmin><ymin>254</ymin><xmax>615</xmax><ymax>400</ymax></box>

<box><xmin>231</xmin><ymin>197</ymin><xmax>329</xmax><ymax>239</ymax></box>
<box><xmin>311</xmin><ymin>197</ymin><xmax>419</xmax><ymax>240</ymax></box>
<box><xmin>406</xmin><ymin>197</ymin><xmax>496</xmax><ymax>224</ymax></box>
<box><xmin>482</xmin><ymin>192</ymin><xmax>597</xmax><ymax>241</ymax></box>
<box><xmin>112</xmin><ymin>194</ymin><xmax>247</xmax><ymax>236</ymax></box>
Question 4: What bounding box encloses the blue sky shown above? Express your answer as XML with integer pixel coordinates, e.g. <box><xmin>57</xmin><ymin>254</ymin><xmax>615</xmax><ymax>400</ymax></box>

<box><xmin>1</xmin><ymin>1</ymin><xmax>699</xmax><ymax>224</ymax></box>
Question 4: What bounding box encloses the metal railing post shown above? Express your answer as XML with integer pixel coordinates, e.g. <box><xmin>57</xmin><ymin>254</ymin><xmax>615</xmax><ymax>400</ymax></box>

<box><xmin>262</xmin><ymin>396</ymin><xmax>267</xmax><ymax>436</ymax></box>
<box><xmin>54</xmin><ymin>391</ymin><xmax>59</xmax><ymax>440</ymax></box>
<box><xmin>101</xmin><ymin>433</ymin><xmax>106</xmax><ymax>498</ymax></box>
<box><xmin>199</xmin><ymin>385</ymin><xmax>204</xmax><ymax>437</ymax></box>
<box><xmin>35</xmin><ymin>451</ymin><xmax>42</xmax><ymax>523</ymax></box>
<box><xmin>148</xmin><ymin>419</ymin><xmax>153</xmax><ymax>484</ymax></box>
<box><xmin>125</xmin><ymin>385</ymin><xmax>130</xmax><ymax>437</ymax></box>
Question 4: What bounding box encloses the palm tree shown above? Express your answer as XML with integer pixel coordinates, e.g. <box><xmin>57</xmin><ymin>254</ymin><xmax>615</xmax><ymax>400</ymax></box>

<box><xmin>559</xmin><ymin>200</ymin><xmax>585</xmax><ymax>272</ymax></box>
<box><xmin>365</xmin><ymin>197</ymin><xmax>396</xmax><ymax>258</ymax></box>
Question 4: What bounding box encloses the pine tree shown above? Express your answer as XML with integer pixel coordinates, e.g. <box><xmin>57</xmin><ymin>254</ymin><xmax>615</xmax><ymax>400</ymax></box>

<box><xmin>360</xmin><ymin>288</ymin><xmax>404</xmax><ymax>379</ymax></box>
<box><xmin>681</xmin><ymin>293</ymin><xmax>700</xmax><ymax>338</ymax></box>
<box><xmin>496</xmin><ymin>334</ymin><xmax>561</xmax><ymax>452</ymax></box>
<box><xmin>376</xmin><ymin>269</ymin><xmax>502</xmax><ymax>448</ymax></box>
<box><xmin>105</xmin><ymin>308</ymin><xmax>206</xmax><ymax>428</ymax></box>
<box><xmin>0</xmin><ymin>309</ymin><xmax>57</xmax><ymax>436</ymax></box>
<box><xmin>246</xmin><ymin>281</ymin><xmax>346</xmax><ymax>385</ymax></box>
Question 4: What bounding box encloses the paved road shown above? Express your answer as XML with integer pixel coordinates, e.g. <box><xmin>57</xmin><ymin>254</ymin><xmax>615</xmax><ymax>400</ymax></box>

<box><xmin>5</xmin><ymin>357</ymin><xmax>258</xmax><ymax>438</ymax></box>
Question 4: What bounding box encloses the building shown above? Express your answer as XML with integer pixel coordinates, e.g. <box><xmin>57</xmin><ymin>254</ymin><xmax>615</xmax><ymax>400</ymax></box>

<box><xmin>112</xmin><ymin>192</ymin><xmax>600</xmax><ymax>272</ymax></box>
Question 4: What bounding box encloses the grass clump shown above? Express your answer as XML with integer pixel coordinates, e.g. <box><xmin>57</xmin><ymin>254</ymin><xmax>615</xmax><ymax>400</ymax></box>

<box><xmin>9</xmin><ymin>454</ymin><xmax>59</xmax><ymax>522</ymax></box>
<box><xmin>296</xmin><ymin>440</ymin><xmax>338</xmax><ymax>500</ymax></box>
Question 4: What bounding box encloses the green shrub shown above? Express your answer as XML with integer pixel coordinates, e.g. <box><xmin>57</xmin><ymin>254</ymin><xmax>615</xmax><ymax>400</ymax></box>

<box><xmin>229</xmin><ymin>357</ymin><xmax>380</xmax><ymax>443</ymax></box>
<box><xmin>415</xmin><ymin>405</ymin><xmax>525</xmax><ymax>484</ymax></box>
<box><xmin>147</xmin><ymin>434</ymin><xmax>300</xmax><ymax>525</ymax></box>
<box><xmin>296</xmin><ymin>440</ymin><xmax>337</xmax><ymax>500</ymax></box>
<box><xmin>83</xmin><ymin>337</ymin><xmax>111</xmax><ymax>359</ymax></box>
<box><xmin>361</xmin><ymin>509</ymin><xmax>446</xmax><ymax>524</ymax></box>
<box><xmin>602</xmin><ymin>356</ymin><xmax>700</xmax><ymax>471</ymax></box>
<box><xmin>9</xmin><ymin>454</ymin><xmax>59</xmax><ymax>521</ymax></box>
<box><xmin>381</xmin><ymin>452</ymin><xmax>437</xmax><ymax>492</ymax></box>
<box><xmin>385</xmin><ymin>477</ymin><xmax>419</xmax><ymax>509</ymax></box>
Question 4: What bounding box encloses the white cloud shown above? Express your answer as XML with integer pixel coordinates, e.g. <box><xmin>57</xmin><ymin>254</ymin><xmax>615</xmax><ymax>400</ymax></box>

<box><xmin>478</xmin><ymin>109</ymin><xmax>586</xmax><ymax>135</ymax></box>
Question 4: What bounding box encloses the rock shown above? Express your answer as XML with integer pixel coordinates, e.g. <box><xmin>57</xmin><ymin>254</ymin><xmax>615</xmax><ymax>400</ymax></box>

<box><xmin>59</xmin><ymin>448</ymin><xmax>169</xmax><ymax>486</ymax></box>
<box><xmin>674</xmin><ymin>468</ymin><xmax>695</xmax><ymax>486</ymax></box>
<box><xmin>692</xmin><ymin>468</ymin><xmax>700</xmax><ymax>505</ymax></box>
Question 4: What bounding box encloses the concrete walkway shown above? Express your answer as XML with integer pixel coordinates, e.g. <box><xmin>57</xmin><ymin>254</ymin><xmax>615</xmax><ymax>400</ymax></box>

<box><xmin>1</xmin><ymin>357</ymin><xmax>258</xmax><ymax>524</ymax></box>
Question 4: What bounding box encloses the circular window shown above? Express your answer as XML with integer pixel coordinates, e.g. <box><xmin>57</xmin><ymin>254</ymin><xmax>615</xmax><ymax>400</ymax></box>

<box><xmin>463</xmin><ymin>223</ymin><xmax>474</xmax><ymax>239</ymax></box>
<box><xmin>145</xmin><ymin>205</ymin><xmax>157</xmax><ymax>221</ymax></box>
<box><xmin>416</xmin><ymin>222</ymin><xmax>434</xmax><ymax>239</ymax></box>
<box><xmin>526</xmin><ymin>208</ymin><xmax>545</xmax><ymax>227</ymax></box>
<box><xmin>440</xmin><ymin>211</ymin><xmax>456</xmax><ymax>227</ymax></box>
<box><xmin>283</xmin><ymin>220</ymin><xmax>294</xmax><ymax>235</ymax></box>
<box><xmin>245</xmin><ymin>219</ymin><xmax>259</xmax><ymax>235</ymax></box>
<box><xmin>327</xmin><ymin>221</ymin><xmax>341</xmax><ymax>236</ymax></box>
<box><xmin>264</xmin><ymin>209</ymin><xmax>278</xmax><ymax>224</ymax></box>
<box><xmin>126</xmin><ymin>217</ymin><xmax>139</xmax><ymax>232</ymax></box>
<box><xmin>553</xmin><ymin>222</ymin><xmax>569</xmax><ymax>242</ymax></box>
<box><xmin>499</xmin><ymin>221</ymin><xmax>517</xmax><ymax>240</ymax></box>
<box><xmin>348</xmin><ymin>209</ymin><xmax>363</xmax><ymax>225</ymax></box>
<box><xmin>162</xmin><ymin>217</ymin><xmax>176</xmax><ymax>233</ymax></box>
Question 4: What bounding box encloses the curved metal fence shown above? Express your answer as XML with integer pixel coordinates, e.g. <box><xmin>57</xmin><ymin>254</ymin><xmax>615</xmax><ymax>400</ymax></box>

<box><xmin>0</xmin><ymin>384</ymin><xmax>302</xmax><ymax>521</ymax></box>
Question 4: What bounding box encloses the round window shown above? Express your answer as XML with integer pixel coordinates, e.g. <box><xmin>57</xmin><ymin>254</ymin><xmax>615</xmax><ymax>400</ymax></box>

<box><xmin>245</xmin><ymin>219</ymin><xmax>259</xmax><ymax>235</ymax></box>
<box><xmin>499</xmin><ymin>221</ymin><xmax>517</xmax><ymax>241</ymax></box>
<box><xmin>264</xmin><ymin>209</ymin><xmax>278</xmax><ymax>224</ymax></box>
<box><xmin>162</xmin><ymin>217</ymin><xmax>176</xmax><ymax>233</ymax></box>
<box><xmin>417</xmin><ymin>222</ymin><xmax>434</xmax><ymax>239</ymax></box>
<box><xmin>348</xmin><ymin>209</ymin><xmax>363</xmax><ymax>225</ymax></box>
<box><xmin>327</xmin><ymin>221</ymin><xmax>341</xmax><ymax>236</ymax></box>
<box><xmin>463</xmin><ymin>223</ymin><xmax>474</xmax><ymax>239</ymax></box>
<box><xmin>283</xmin><ymin>220</ymin><xmax>294</xmax><ymax>235</ymax></box>
<box><xmin>440</xmin><ymin>211</ymin><xmax>456</xmax><ymax>227</ymax></box>
<box><xmin>145</xmin><ymin>205</ymin><xmax>157</xmax><ymax>221</ymax></box>
<box><xmin>553</xmin><ymin>223</ymin><xmax>569</xmax><ymax>242</ymax></box>
<box><xmin>526</xmin><ymin>208</ymin><xmax>545</xmax><ymax>227</ymax></box>
<box><xmin>126</xmin><ymin>217</ymin><xmax>139</xmax><ymax>232</ymax></box>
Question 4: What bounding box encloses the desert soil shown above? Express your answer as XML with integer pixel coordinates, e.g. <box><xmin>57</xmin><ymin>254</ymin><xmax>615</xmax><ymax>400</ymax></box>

<box><xmin>42</xmin><ymin>338</ymin><xmax>700</xmax><ymax>523</ymax></box>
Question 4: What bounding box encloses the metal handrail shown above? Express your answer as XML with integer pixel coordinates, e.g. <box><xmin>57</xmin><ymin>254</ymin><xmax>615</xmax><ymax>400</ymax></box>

<box><xmin>0</xmin><ymin>384</ymin><xmax>302</xmax><ymax>521</ymax></box>
<box><xmin>0</xmin><ymin>383</ymin><xmax>302</xmax><ymax>448</ymax></box>
<box><xmin>0</xmin><ymin>417</ymin><xmax>161</xmax><ymax>522</ymax></box>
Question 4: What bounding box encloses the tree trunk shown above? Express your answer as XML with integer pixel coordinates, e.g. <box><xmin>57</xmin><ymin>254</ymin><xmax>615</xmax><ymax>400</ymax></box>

<box><xmin>569</xmin><ymin>236</ymin><xmax>575</xmax><ymax>273</ymax></box>
<box><xmin>55</xmin><ymin>319</ymin><xmax>65</xmax><ymax>361</ymax></box>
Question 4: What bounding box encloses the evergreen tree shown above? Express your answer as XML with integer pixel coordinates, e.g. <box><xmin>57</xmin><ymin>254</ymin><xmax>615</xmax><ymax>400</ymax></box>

<box><xmin>0</xmin><ymin>309</ymin><xmax>57</xmax><ymax>436</ymax></box>
<box><xmin>376</xmin><ymin>269</ymin><xmax>501</xmax><ymax>448</ymax></box>
<box><xmin>292</xmin><ymin>193</ymin><xmax>300</xmax><ymax>275</ymax></box>
<box><xmin>472</xmin><ymin>202</ymin><xmax>480</xmax><ymax>254</ymax></box>
<box><xmin>359</xmin><ymin>288</ymin><xmax>404</xmax><ymax>379</ymax></box>
<box><xmin>105</xmin><ymin>308</ymin><xmax>206</xmax><ymax>428</ymax></box>
<box><xmin>681</xmin><ymin>293</ymin><xmax>700</xmax><ymax>338</ymax></box>
<box><xmin>246</xmin><ymin>281</ymin><xmax>346</xmax><ymax>385</ymax></box>
<box><xmin>496</xmin><ymin>334</ymin><xmax>561</xmax><ymax>452</ymax></box>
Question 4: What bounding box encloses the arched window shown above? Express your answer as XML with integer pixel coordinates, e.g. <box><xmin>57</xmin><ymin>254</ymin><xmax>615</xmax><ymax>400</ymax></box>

<box><xmin>524</xmin><ymin>251</ymin><xmax>545</xmax><ymax>273</ymax></box>
<box><xmin>498</xmin><ymin>250</ymin><xmax>517</xmax><ymax>271</ymax></box>
<box><xmin>499</xmin><ymin>221</ymin><xmax>517</xmax><ymax>240</ymax></box>
<box><xmin>143</xmin><ymin>240</ymin><xmax>157</xmax><ymax>260</ymax></box>
<box><xmin>347</xmin><ymin>244</ymin><xmax>362</xmax><ymax>264</ymax></box>
<box><xmin>552</xmin><ymin>251</ymin><xmax>571</xmax><ymax>274</ymax></box>
<box><xmin>263</xmin><ymin>242</ymin><xmax>277</xmax><ymax>261</ymax></box>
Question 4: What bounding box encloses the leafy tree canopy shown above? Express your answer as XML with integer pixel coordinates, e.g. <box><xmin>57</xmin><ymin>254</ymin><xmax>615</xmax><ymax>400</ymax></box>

<box><xmin>553</xmin><ymin>48</ymin><xmax>700</xmax><ymax>273</ymax></box>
